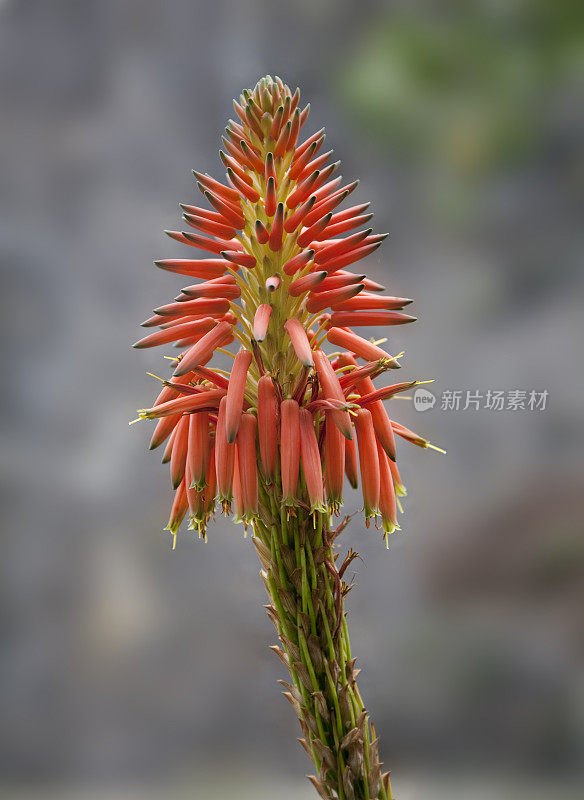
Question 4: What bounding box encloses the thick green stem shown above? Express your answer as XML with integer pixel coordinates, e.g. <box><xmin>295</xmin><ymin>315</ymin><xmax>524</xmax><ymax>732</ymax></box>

<box><xmin>253</xmin><ymin>496</ymin><xmax>392</xmax><ymax>800</ymax></box>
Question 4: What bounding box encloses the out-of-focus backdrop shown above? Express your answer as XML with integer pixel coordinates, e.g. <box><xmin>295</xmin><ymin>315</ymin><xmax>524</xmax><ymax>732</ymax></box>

<box><xmin>1</xmin><ymin>1</ymin><xmax>583</xmax><ymax>798</ymax></box>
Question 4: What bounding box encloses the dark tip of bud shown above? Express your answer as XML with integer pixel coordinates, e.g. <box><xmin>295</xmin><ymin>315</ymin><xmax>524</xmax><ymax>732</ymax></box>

<box><xmin>402</xmin><ymin>298</ymin><xmax>414</xmax><ymax>306</ymax></box>
<box><xmin>132</xmin><ymin>341</ymin><xmax>143</xmax><ymax>349</ymax></box>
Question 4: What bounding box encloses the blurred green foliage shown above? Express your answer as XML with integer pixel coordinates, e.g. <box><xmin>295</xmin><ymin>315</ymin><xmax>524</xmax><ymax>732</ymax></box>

<box><xmin>339</xmin><ymin>1</ymin><xmax>584</xmax><ymax>177</ymax></box>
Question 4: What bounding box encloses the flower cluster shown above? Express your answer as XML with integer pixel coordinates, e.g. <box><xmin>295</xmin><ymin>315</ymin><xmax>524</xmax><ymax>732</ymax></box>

<box><xmin>134</xmin><ymin>75</ymin><xmax>437</xmax><ymax>547</ymax></box>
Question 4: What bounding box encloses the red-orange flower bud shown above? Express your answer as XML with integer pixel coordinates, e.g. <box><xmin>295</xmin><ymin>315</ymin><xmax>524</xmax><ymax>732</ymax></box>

<box><xmin>139</xmin><ymin>388</ymin><xmax>225</xmax><ymax>419</ymax></box>
<box><xmin>174</xmin><ymin>321</ymin><xmax>233</xmax><ymax>376</ymax></box>
<box><xmin>268</xmin><ymin>203</ymin><xmax>284</xmax><ymax>251</ymax></box>
<box><xmin>225</xmin><ymin>348</ymin><xmax>253</xmax><ymax>443</ymax></box>
<box><xmin>330</xmin><ymin>311</ymin><xmax>416</xmax><ymax>327</ymax></box>
<box><xmin>288</xmin><ymin>271</ymin><xmax>327</xmax><ymax>297</ymax></box>
<box><xmin>313</xmin><ymin>349</ymin><xmax>353</xmax><ymax>440</ymax></box>
<box><xmin>284</xmin><ymin>319</ymin><xmax>314</xmax><ymax>368</ymax></box>
<box><xmin>253</xmin><ymin>304</ymin><xmax>272</xmax><ymax>341</ymax></box>
<box><xmin>326</xmin><ymin>327</ymin><xmax>399</xmax><ymax>366</ymax></box>
<box><xmin>154</xmin><ymin>258</ymin><xmax>227</xmax><ymax>279</ymax></box>
<box><xmin>306</xmin><ymin>283</ymin><xmax>364</xmax><ymax>314</ymax></box>
<box><xmin>132</xmin><ymin>317</ymin><xmax>216</xmax><ymax>349</ymax></box>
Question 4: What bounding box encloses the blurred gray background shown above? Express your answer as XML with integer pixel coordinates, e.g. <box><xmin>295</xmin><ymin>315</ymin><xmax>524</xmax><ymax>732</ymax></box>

<box><xmin>1</xmin><ymin>1</ymin><xmax>583</xmax><ymax>798</ymax></box>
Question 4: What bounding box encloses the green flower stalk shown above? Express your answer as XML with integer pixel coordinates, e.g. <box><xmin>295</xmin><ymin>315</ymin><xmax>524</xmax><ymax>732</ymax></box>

<box><xmin>133</xmin><ymin>76</ymin><xmax>440</xmax><ymax>799</ymax></box>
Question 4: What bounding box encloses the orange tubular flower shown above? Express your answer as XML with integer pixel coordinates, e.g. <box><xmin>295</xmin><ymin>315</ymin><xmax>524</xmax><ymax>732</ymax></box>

<box><xmin>324</xmin><ymin>411</ymin><xmax>345</xmax><ymax>512</ymax></box>
<box><xmin>344</xmin><ymin>433</ymin><xmax>360</xmax><ymax>490</ymax></box>
<box><xmin>257</xmin><ymin>375</ymin><xmax>279</xmax><ymax>484</ymax></box>
<box><xmin>170</xmin><ymin>414</ymin><xmax>190</xmax><ymax>489</ymax></box>
<box><xmin>280</xmin><ymin>398</ymin><xmax>300</xmax><ymax>508</ymax></box>
<box><xmin>298</xmin><ymin>408</ymin><xmax>326</xmax><ymax>514</ymax></box>
<box><xmin>377</xmin><ymin>441</ymin><xmax>399</xmax><ymax>542</ymax></box>
<box><xmin>236</xmin><ymin>413</ymin><xmax>259</xmax><ymax>520</ymax></box>
<box><xmin>354</xmin><ymin>408</ymin><xmax>381</xmax><ymax>523</ymax></box>
<box><xmin>225</xmin><ymin>348</ymin><xmax>253</xmax><ymax>442</ymax></box>
<box><xmin>187</xmin><ymin>411</ymin><xmax>210</xmax><ymax>491</ymax></box>
<box><xmin>134</xmin><ymin>76</ymin><xmax>440</xmax><ymax>800</ymax></box>
<box><xmin>231</xmin><ymin>446</ymin><xmax>244</xmax><ymax>522</ymax></box>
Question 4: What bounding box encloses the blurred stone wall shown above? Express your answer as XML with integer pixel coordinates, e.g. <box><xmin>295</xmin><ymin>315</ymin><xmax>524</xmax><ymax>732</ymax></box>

<box><xmin>0</xmin><ymin>0</ymin><xmax>582</xmax><ymax>791</ymax></box>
